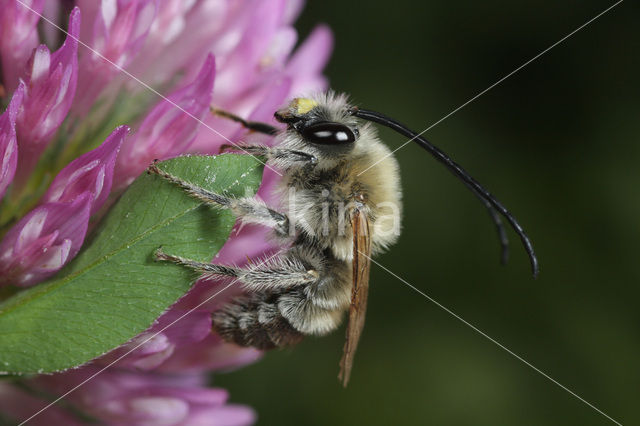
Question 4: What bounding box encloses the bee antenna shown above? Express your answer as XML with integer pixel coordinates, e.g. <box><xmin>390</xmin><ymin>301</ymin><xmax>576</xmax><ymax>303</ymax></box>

<box><xmin>351</xmin><ymin>107</ymin><xmax>538</xmax><ymax>278</ymax></box>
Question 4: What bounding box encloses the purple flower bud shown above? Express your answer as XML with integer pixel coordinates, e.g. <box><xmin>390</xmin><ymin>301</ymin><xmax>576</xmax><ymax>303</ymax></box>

<box><xmin>35</xmin><ymin>368</ymin><xmax>255</xmax><ymax>426</ymax></box>
<box><xmin>259</xmin><ymin>27</ymin><xmax>298</xmax><ymax>71</ymax></box>
<box><xmin>0</xmin><ymin>0</ymin><xmax>44</xmax><ymax>92</ymax></box>
<box><xmin>0</xmin><ymin>1</ymin><xmax>335</xmax><ymax>421</ymax></box>
<box><xmin>42</xmin><ymin>125</ymin><xmax>128</xmax><ymax>214</ymax></box>
<box><xmin>126</xmin><ymin>0</ymin><xmax>199</xmax><ymax>81</ymax></box>
<box><xmin>40</xmin><ymin>1</ymin><xmax>66</xmax><ymax>48</ymax></box>
<box><xmin>283</xmin><ymin>0</ymin><xmax>305</xmax><ymax>24</ymax></box>
<box><xmin>115</xmin><ymin>54</ymin><xmax>215</xmax><ymax>187</ymax></box>
<box><xmin>213</xmin><ymin>0</ymin><xmax>288</xmax><ymax>98</ymax></box>
<box><xmin>99</xmin><ymin>309</ymin><xmax>212</xmax><ymax>371</ymax></box>
<box><xmin>73</xmin><ymin>0</ymin><xmax>156</xmax><ymax>111</ymax></box>
<box><xmin>0</xmin><ymin>82</ymin><xmax>24</xmax><ymax>199</ymax></box>
<box><xmin>14</xmin><ymin>7</ymin><xmax>80</xmax><ymax>184</ymax></box>
<box><xmin>158</xmin><ymin>333</ymin><xmax>263</xmax><ymax>374</ymax></box>
<box><xmin>127</xmin><ymin>0</ymin><xmax>225</xmax><ymax>86</ymax></box>
<box><xmin>0</xmin><ymin>382</ymin><xmax>82</xmax><ymax>426</ymax></box>
<box><xmin>0</xmin><ymin>192</ymin><xmax>92</xmax><ymax>287</ymax></box>
<box><xmin>286</xmin><ymin>24</ymin><xmax>333</xmax><ymax>94</ymax></box>
<box><xmin>188</xmin><ymin>404</ymin><xmax>256</xmax><ymax>426</ymax></box>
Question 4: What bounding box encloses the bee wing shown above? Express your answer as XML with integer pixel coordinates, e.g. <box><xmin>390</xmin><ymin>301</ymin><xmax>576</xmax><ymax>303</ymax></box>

<box><xmin>338</xmin><ymin>203</ymin><xmax>372</xmax><ymax>387</ymax></box>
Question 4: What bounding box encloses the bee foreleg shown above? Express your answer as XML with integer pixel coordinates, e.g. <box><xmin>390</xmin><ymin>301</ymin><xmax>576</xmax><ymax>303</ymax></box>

<box><xmin>227</xmin><ymin>197</ymin><xmax>290</xmax><ymax>235</ymax></box>
<box><xmin>211</xmin><ymin>107</ymin><xmax>278</xmax><ymax>135</ymax></box>
<box><xmin>147</xmin><ymin>162</ymin><xmax>290</xmax><ymax>235</ymax></box>
<box><xmin>221</xmin><ymin>145</ymin><xmax>317</xmax><ymax>167</ymax></box>
<box><xmin>154</xmin><ymin>247</ymin><xmax>318</xmax><ymax>292</ymax></box>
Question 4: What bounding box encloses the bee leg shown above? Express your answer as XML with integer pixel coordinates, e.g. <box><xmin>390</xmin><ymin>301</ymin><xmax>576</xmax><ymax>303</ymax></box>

<box><xmin>211</xmin><ymin>107</ymin><xmax>278</xmax><ymax>135</ymax></box>
<box><xmin>154</xmin><ymin>247</ymin><xmax>238</xmax><ymax>277</ymax></box>
<box><xmin>156</xmin><ymin>246</ymin><xmax>343</xmax><ymax>350</ymax></box>
<box><xmin>210</xmin><ymin>108</ymin><xmax>317</xmax><ymax>166</ymax></box>
<box><xmin>213</xmin><ymin>269</ymin><xmax>345</xmax><ymax>349</ymax></box>
<box><xmin>221</xmin><ymin>144</ymin><xmax>318</xmax><ymax>167</ymax></box>
<box><xmin>147</xmin><ymin>162</ymin><xmax>291</xmax><ymax>235</ymax></box>
<box><xmin>154</xmin><ymin>247</ymin><xmax>318</xmax><ymax>292</ymax></box>
<box><xmin>213</xmin><ymin>292</ymin><xmax>305</xmax><ymax>349</ymax></box>
<box><xmin>154</xmin><ymin>248</ymin><xmax>309</xmax><ymax>349</ymax></box>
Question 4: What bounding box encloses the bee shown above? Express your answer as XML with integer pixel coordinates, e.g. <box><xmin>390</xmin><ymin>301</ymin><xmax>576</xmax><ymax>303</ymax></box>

<box><xmin>149</xmin><ymin>92</ymin><xmax>538</xmax><ymax>385</ymax></box>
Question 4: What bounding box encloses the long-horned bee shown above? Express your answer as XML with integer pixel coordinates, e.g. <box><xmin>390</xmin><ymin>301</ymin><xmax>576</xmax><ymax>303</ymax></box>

<box><xmin>149</xmin><ymin>92</ymin><xmax>538</xmax><ymax>385</ymax></box>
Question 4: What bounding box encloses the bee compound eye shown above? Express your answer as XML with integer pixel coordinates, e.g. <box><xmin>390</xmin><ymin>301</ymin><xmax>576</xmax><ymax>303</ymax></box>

<box><xmin>301</xmin><ymin>122</ymin><xmax>357</xmax><ymax>145</ymax></box>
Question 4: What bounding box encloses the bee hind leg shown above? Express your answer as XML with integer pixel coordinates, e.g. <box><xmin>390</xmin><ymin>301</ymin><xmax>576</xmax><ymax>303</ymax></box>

<box><xmin>213</xmin><ymin>292</ymin><xmax>305</xmax><ymax>349</ymax></box>
<box><xmin>154</xmin><ymin>248</ymin><xmax>316</xmax><ymax>349</ymax></box>
<box><xmin>154</xmin><ymin>247</ymin><xmax>319</xmax><ymax>292</ymax></box>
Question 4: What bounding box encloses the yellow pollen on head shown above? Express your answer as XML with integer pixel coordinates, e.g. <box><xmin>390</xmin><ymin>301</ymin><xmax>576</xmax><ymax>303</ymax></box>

<box><xmin>293</xmin><ymin>98</ymin><xmax>318</xmax><ymax>115</ymax></box>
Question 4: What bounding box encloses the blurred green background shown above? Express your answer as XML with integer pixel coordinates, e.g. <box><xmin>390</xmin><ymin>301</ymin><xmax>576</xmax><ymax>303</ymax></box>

<box><xmin>216</xmin><ymin>1</ymin><xmax>639</xmax><ymax>425</ymax></box>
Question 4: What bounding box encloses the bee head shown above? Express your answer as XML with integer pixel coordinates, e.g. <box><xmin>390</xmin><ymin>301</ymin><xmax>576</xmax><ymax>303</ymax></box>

<box><xmin>275</xmin><ymin>97</ymin><xmax>360</xmax><ymax>148</ymax></box>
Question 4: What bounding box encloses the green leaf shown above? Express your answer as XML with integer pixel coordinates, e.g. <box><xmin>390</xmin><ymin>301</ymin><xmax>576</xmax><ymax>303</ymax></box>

<box><xmin>0</xmin><ymin>155</ymin><xmax>263</xmax><ymax>374</ymax></box>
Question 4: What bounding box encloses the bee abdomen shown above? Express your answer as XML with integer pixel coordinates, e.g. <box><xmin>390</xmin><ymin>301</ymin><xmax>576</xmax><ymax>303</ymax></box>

<box><xmin>212</xmin><ymin>293</ymin><xmax>304</xmax><ymax>350</ymax></box>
